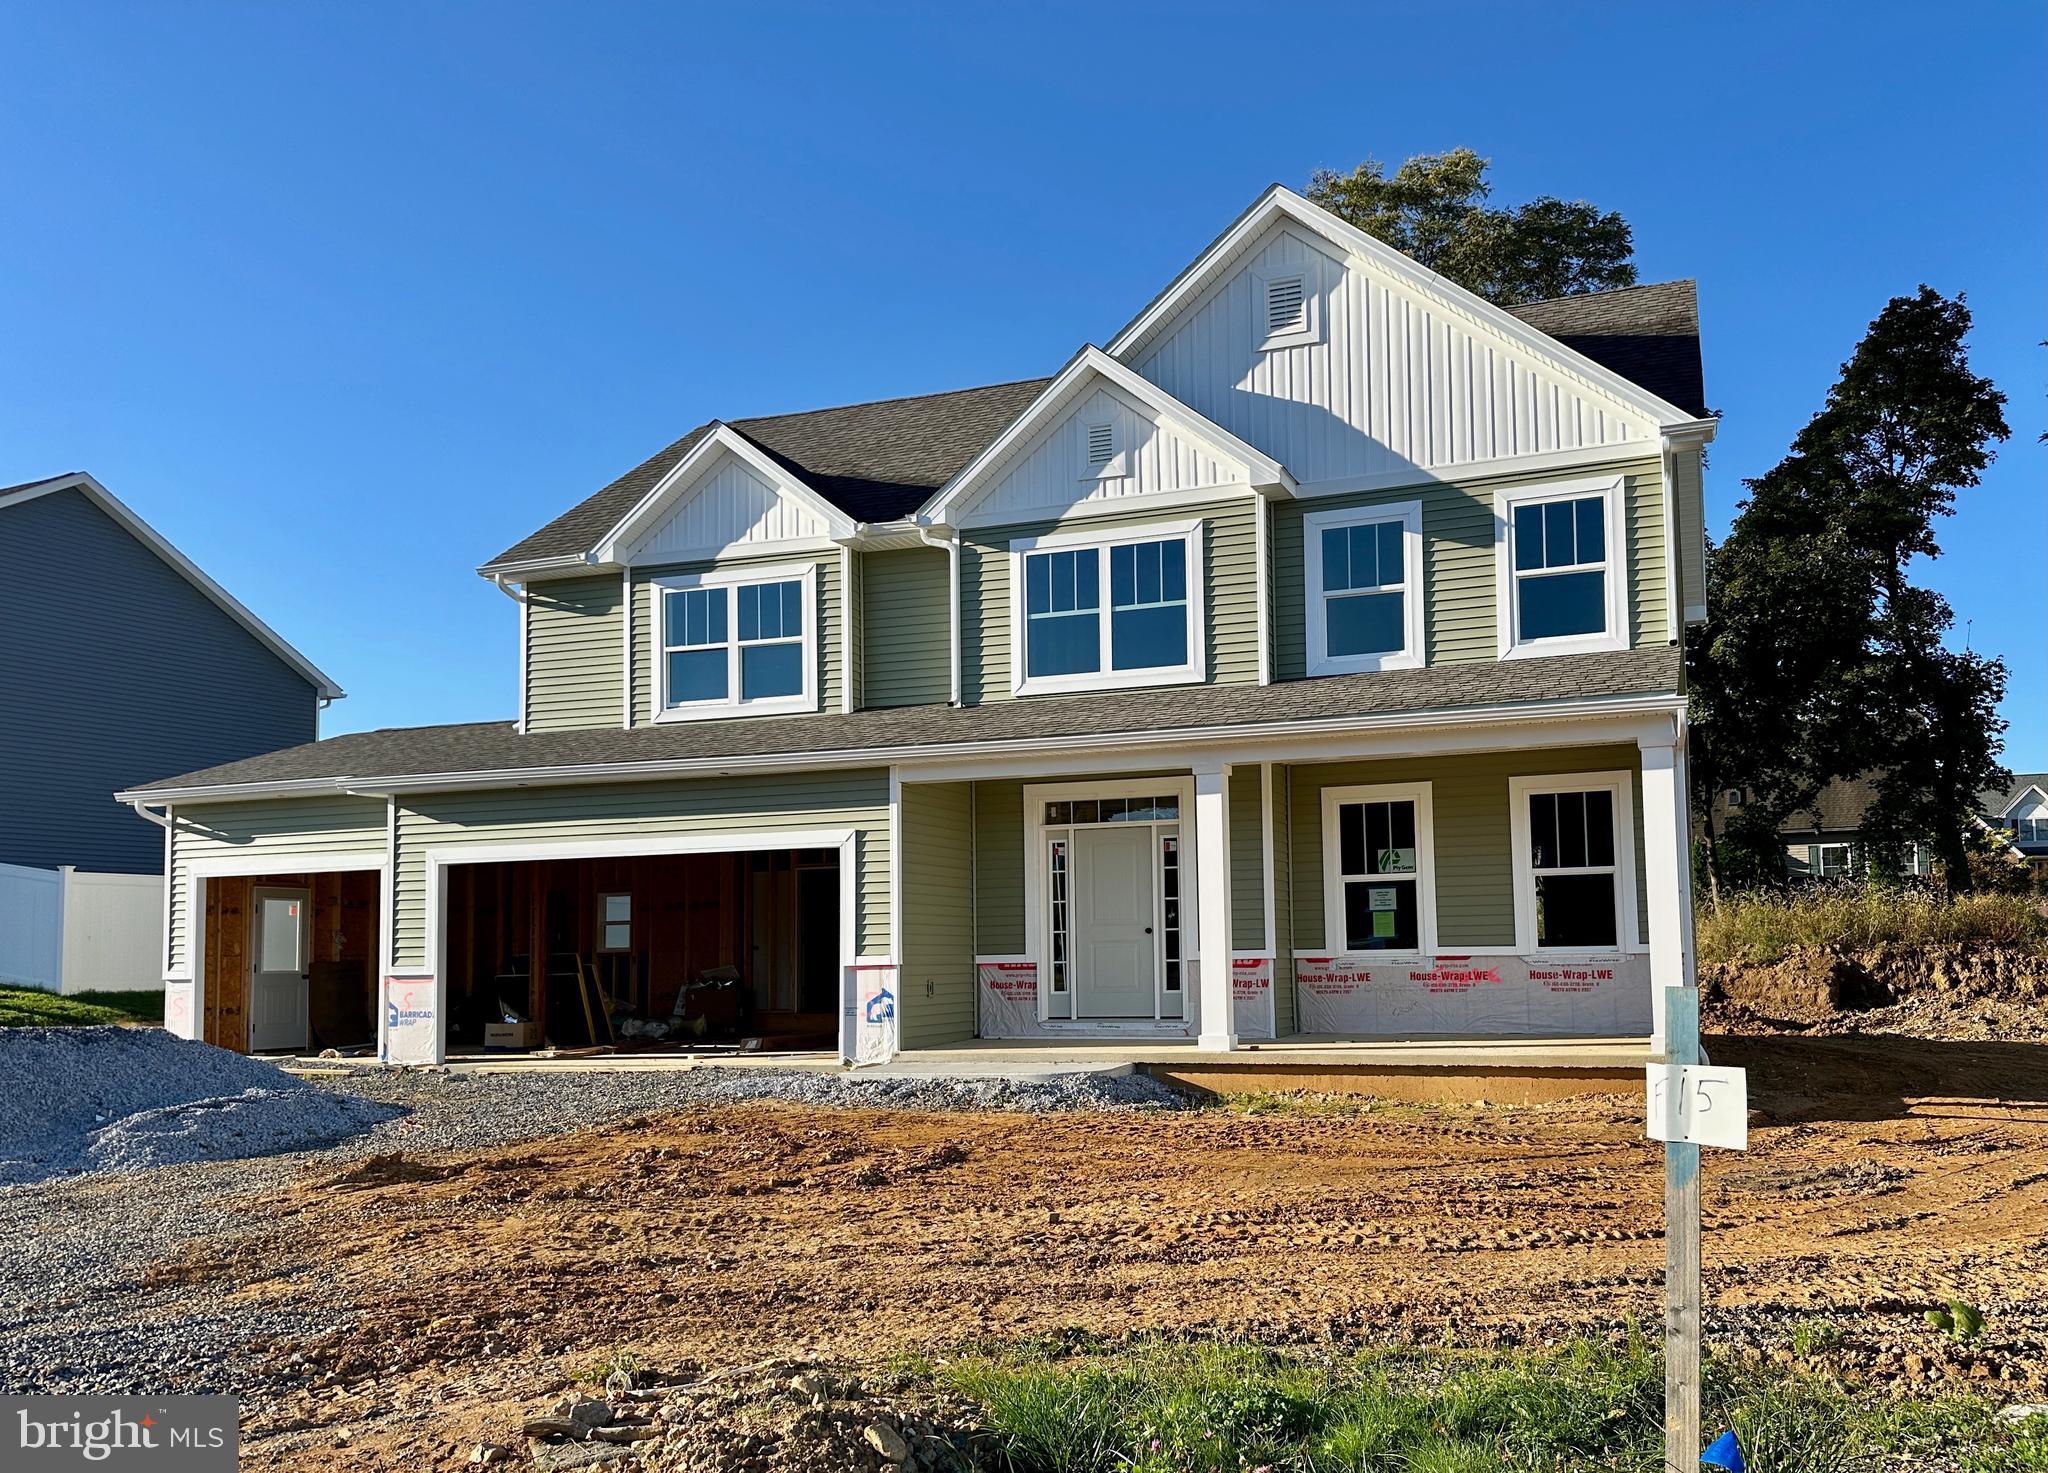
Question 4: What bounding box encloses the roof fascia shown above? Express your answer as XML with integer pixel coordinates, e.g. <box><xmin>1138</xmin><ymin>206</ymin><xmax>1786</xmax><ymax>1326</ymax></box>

<box><xmin>115</xmin><ymin>689</ymin><xmax>1684</xmax><ymax>805</ymax></box>
<box><xmin>1998</xmin><ymin>783</ymin><xmax>2047</xmax><ymax>817</ymax></box>
<box><xmin>2</xmin><ymin>472</ymin><xmax>345</xmax><ymax>700</ymax></box>
<box><xmin>918</xmin><ymin>345</ymin><xmax>1293</xmax><ymax>525</ymax></box>
<box><xmin>1105</xmin><ymin>185</ymin><xmax>1698</xmax><ymax>431</ymax></box>
<box><xmin>590</xmin><ymin>424</ymin><xmax>858</xmax><ymax>565</ymax></box>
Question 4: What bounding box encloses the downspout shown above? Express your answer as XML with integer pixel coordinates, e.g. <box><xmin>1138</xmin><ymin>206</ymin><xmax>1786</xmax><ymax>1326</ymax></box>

<box><xmin>489</xmin><ymin>574</ymin><xmax>532</xmax><ymax>734</ymax></box>
<box><xmin>917</xmin><ymin>525</ymin><xmax>962</xmax><ymax>707</ymax></box>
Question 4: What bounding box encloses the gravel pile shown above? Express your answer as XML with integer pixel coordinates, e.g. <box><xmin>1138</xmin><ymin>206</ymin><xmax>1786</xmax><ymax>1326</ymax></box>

<box><xmin>0</xmin><ymin>1028</ymin><xmax>400</xmax><ymax>1186</ymax></box>
<box><xmin>661</xmin><ymin>1065</ymin><xmax>1190</xmax><ymax>1113</ymax></box>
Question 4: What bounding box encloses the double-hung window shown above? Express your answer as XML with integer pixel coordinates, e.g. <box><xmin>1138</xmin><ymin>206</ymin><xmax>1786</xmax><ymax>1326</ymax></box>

<box><xmin>1510</xmin><ymin>772</ymin><xmax>1639</xmax><ymax>951</ymax></box>
<box><xmin>1496</xmin><ymin>477</ymin><xmax>1628</xmax><ymax>658</ymax></box>
<box><xmin>1304</xmin><ymin>502</ymin><xmax>1424</xmax><ymax>675</ymax></box>
<box><xmin>653</xmin><ymin>563</ymin><xmax>816</xmax><ymax>720</ymax></box>
<box><xmin>1011</xmin><ymin>521</ymin><xmax>1204</xmax><ymax>695</ymax></box>
<box><xmin>1321</xmin><ymin>782</ymin><xmax>1435</xmax><ymax>954</ymax></box>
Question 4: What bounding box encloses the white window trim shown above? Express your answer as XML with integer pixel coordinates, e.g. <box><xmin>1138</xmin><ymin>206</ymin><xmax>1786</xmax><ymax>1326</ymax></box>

<box><xmin>1319</xmin><ymin>780</ymin><xmax>1437</xmax><ymax>958</ymax></box>
<box><xmin>1494</xmin><ymin>474</ymin><xmax>1629</xmax><ymax>660</ymax></box>
<box><xmin>1251</xmin><ymin>261</ymin><xmax>1322</xmax><ymax>352</ymax></box>
<box><xmin>650</xmin><ymin>561</ymin><xmax>818</xmax><ymax>722</ymax></box>
<box><xmin>1008</xmin><ymin>519</ymin><xmax>1206</xmax><ymax>698</ymax></box>
<box><xmin>1303</xmin><ymin>500</ymin><xmax>1425</xmax><ymax>676</ymax></box>
<box><xmin>1812</xmin><ymin>841</ymin><xmax>1855</xmax><ymax>877</ymax></box>
<box><xmin>1508</xmin><ymin>770</ymin><xmax>1642</xmax><ymax>954</ymax></box>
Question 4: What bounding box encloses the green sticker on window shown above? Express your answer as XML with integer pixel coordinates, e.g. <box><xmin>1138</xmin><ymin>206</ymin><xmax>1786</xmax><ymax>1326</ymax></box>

<box><xmin>1377</xmin><ymin>847</ymin><xmax>1416</xmax><ymax>874</ymax></box>
<box><xmin>1372</xmin><ymin>910</ymin><xmax>1397</xmax><ymax>939</ymax></box>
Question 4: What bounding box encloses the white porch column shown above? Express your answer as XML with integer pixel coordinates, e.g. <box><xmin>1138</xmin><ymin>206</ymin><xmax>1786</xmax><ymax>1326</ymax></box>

<box><xmin>1192</xmin><ymin>757</ymin><xmax>1235</xmax><ymax>1052</ymax></box>
<box><xmin>1638</xmin><ymin>722</ymin><xmax>1697</xmax><ymax>1052</ymax></box>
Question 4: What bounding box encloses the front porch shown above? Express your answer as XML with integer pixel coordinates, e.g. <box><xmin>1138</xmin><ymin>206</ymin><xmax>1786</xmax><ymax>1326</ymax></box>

<box><xmin>897</xmin><ymin>703</ymin><xmax>1694</xmax><ymax>1058</ymax></box>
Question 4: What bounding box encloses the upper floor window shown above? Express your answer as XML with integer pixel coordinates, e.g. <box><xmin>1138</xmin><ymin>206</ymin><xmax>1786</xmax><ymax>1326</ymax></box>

<box><xmin>1509</xmin><ymin>771</ymin><xmax>1639</xmax><ymax>952</ymax></box>
<box><xmin>1495</xmin><ymin>477</ymin><xmax>1628</xmax><ymax>659</ymax></box>
<box><xmin>653</xmin><ymin>563</ymin><xmax>816</xmax><ymax>721</ymax></box>
<box><xmin>1303</xmin><ymin>501</ymin><xmax>1424</xmax><ymax>676</ymax></box>
<box><xmin>1010</xmin><ymin>521</ymin><xmax>1204</xmax><ymax>697</ymax></box>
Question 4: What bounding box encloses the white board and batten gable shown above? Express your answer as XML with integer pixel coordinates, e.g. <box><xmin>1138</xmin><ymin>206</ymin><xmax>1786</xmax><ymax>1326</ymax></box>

<box><xmin>1110</xmin><ymin>188</ymin><xmax>1700</xmax><ymax>496</ymax></box>
<box><xmin>928</xmin><ymin>346</ymin><xmax>1292</xmax><ymax>530</ymax></box>
<box><xmin>596</xmin><ymin>424</ymin><xmax>856</xmax><ymax>567</ymax></box>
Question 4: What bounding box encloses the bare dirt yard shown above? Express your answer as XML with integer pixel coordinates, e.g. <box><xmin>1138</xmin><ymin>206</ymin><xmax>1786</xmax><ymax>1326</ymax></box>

<box><xmin>116</xmin><ymin>1032</ymin><xmax>2044</xmax><ymax>1470</ymax></box>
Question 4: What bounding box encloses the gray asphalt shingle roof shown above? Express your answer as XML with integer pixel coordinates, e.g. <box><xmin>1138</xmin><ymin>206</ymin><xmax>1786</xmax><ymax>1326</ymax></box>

<box><xmin>123</xmin><ymin>646</ymin><xmax>1681</xmax><ymax>798</ymax></box>
<box><xmin>483</xmin><ymin>282</ymin><xmax>1705</xmax><ymax>570</ymax></box>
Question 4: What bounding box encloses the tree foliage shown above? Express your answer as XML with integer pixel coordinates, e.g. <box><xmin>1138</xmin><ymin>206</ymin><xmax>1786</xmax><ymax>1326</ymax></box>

<box><xmin>1305</xmin><ymin>149</ymin><xmax>1636</xmax><ymax>305</ymax></box>
<box><xmin>1689</xmin><ymin>288</ymin><xmax>2011</xmax><ymax>894</ymax></box>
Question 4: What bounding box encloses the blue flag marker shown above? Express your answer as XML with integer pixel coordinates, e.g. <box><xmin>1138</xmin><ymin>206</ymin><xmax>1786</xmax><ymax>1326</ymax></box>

<box><xmin>1701</xmin><ymin>1430</ymin><xmax>1745</xmax><ymax>1471</ymax></box>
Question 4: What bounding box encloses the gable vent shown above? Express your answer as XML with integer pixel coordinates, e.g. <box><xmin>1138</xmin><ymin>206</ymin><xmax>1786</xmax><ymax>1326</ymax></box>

<box><xmin>1265</xmin><ymin>274</ymin><xmax>1307</xmax><ymax>335</ymax></box>
<box><xmin>1085</xmin><ymin>421</ymin><xmax>1117</xmax><ymax>467</ymax></box>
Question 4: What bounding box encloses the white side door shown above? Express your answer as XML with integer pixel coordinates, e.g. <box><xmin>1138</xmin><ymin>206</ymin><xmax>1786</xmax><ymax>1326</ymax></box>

<box><xmin>1074</xmin><ymin>826</ymin><xmax>1158</xmax><ymax>1018</ymax></box>
<box><xmin>248</xmin><ymin>885</ymin><xmax>311</xmax><ymax>1053</ymax></box>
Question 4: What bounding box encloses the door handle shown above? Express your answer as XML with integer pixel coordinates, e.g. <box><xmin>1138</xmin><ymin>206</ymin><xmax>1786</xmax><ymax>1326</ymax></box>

<box><xmin>1145</xmin><ymin>927</ymin><xmax>1154</xmax><ymax>935</ymax></box>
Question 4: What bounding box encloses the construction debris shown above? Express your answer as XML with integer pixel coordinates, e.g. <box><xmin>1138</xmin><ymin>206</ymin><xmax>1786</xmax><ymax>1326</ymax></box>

<box><xmin>517</xmin><ymin>1361</ymin><xmax>998</xmax><ymax>1472</ymax></box>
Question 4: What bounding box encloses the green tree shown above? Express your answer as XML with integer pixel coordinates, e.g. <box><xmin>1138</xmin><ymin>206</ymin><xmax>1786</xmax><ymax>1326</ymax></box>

<box><xmin>1305</xmin><ymin>149</ymin><xmax>1636</xmax><ymax>304</ymax></box>
<box><xmin>1689</xmin><ymin>288</ymin><xmax>2011</xmax><ymax>896</ymax></box>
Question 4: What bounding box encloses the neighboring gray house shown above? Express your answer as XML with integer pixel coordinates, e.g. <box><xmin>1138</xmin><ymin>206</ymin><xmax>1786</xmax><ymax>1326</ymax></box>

<box><xmin>0</xmin><ymin>472</ymin><xmax>343</xmax><ymax>875</ymax></box>
<box><xmin>1982</xmin><ymin>774</ymin><xmax>2048</xmax><ymax>872</ymax></box>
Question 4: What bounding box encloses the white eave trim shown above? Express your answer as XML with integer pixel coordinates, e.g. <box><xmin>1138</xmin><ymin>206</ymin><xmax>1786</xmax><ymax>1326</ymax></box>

<box><xmin>918</xmin><ymin>345</ymin><xmax>1295</xmax><ymax>526</ymax></box>
<box><xmin>0</xmin><ymin>472</ymin><xmax>345</xmax><ymax>700</ymax></box>
<box><xmin>114</xmin><ymin>689</ymin><xmax>1686</xmax><ymax>805</ymax></box>
<box><xmin>587</xmin><ymin>424</ymin><xmax>858</xmax><ymax>565</ymax></box>
<box><xmin>1104</xmin><ymin>185</ymin><xmax>1701</xmax><ymax>432</ymax></box>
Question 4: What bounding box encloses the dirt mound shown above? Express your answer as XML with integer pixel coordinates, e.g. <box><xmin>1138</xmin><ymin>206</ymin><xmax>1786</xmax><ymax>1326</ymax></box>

<box><xmin>509</xmin><ymin>1361</ymin><xmax>998</xmax><ymax>1471</ymax></box>
<box><xmin>1704</xmin><ymin>944</ymin><xmax>2048</xmax><ymax>1039</ymax></box>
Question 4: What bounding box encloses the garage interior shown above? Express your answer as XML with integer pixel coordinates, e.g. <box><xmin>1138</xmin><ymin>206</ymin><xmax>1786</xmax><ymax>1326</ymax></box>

<box><xmin>440</xmin><ymin>848</ymin><xmax>842</xmax><ymax>1055</ymax></box>
<box><xmin>200</xmin><ymin>870</ymin><xmax>380</xmax><ymax>1053</ymax></box>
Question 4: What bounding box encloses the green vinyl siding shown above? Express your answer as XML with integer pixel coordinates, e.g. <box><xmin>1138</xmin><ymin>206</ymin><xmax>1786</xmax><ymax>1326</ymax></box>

<box><xmin>524</xmin><ymin>574</ymin><xmax>624</xmax><ymax>732</ymax></box>
<box><xmin>899</xmin><ymin>781</ymin><xmax>976</xmax><ymax>1047</ymax></box>
<box><xmin>972</xmin><ymin>779</ymin><xmax>1026</xmax><ymax>956</ymax></box>
<box><xmin>1674</xmin><ymin>445</ymin><xmax>1706</xmax><ymax>616</ymax></box>
<box><xmin>627</xmin><ymin>549</ymin><xmax>844</xmax><ymax>727</ymax></box>
<box><xmin>1270</xmin><ymin>765</ymin><xmax>1296</xmax><ymax>1033</ymax></box>
<box><xmin>167</xmin><ymin>796</ymin><xmax>389</xmax><ymax>974</ymax></box>
<box><xmin>389</xmin><ymin>770</ymin><xmax>890</xmax><ymax>969</ymax></box>
<box><xmin>1273</xmin><ymin>458</ymin><xmax>1666</xmax><ymax>677</ymax></box>
<box><xmin>862</xmin><ymin>545</ymin><xmax>952</xmax><ymax>709</ymax></box>
<box><xmin>1229</xmin><ymin>765</ymin><xmax>1265</xmax><ymax>951</ymax></box>
<box><xmin>960</xmin><ymin>498</ymin><xmax>1260</xmax><ymax>705</ymax></box>
<box><xmin>1286</xmin><ymin>744</ymin><xmax>1648</xmax><ymax>954</ymax></box>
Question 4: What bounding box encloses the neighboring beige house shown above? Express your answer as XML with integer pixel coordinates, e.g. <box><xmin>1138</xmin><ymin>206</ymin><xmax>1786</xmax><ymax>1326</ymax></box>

<box><xmin>119</xmin><ymin>185</ymin><xmax>1714</xmax><ymax>1063</ymax></box>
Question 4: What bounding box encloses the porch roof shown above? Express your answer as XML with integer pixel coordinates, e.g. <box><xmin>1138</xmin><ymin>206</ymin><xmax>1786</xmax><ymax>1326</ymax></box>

<box><xmin>121</xmin><ymin>645</ymin><xmax>1681</xmax><ymax>801</ymax></box>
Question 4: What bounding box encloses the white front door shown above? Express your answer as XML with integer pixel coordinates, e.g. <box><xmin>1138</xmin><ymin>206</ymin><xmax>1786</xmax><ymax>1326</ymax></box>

<box><xmin>248</xmin><ymin>885</ymin><xmax>311</xmax><ymax>1053</ymax></box>
<box><xmin>1074</xmin><ymin>826</ymin><xmax>1157</xmax><ymax>1018</ymax></box>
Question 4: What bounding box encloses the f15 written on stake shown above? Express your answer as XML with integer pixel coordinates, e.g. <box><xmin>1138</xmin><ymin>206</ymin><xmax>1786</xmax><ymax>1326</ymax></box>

<box><xmin>1645</xmin><ymin>1064</ymin><xmax>1748</xmax><ymax>1151</ymax></box>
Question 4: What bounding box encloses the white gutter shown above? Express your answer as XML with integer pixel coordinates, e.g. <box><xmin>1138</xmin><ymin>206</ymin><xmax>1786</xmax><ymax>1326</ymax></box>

<box><xmin>116</xmin><ymin>689</ymin><xmax>1687</xmax><ymax>805</ymax></box>
<box><xmin>124</xmin><ymin>799</ymin><xmax>174</xmax><ymax>829</ymax></box>
<box><xmin>918</xmin><ymin>523</ymin><xmax>962</xmax><ymax>706</ymax></box>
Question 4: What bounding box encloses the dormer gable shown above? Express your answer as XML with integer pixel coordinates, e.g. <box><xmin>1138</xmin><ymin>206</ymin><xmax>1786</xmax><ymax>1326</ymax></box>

<box><xmin>922</xmin><ymin>346</ymin><xmax>1292</xmax><ymax>529</ymax></box>
<box><xmin>595</xmin><ymin>424</ymin><xmax>857</xmax><ymax>567</ymax></box>
<box><xmin>1111</xmin><ymin>187</ymin><xmax>1704</xmax><ymax>491</ymax></box>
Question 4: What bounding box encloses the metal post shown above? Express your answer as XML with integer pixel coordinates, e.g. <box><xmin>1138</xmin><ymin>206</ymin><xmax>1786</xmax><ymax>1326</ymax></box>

<box><xmin>1663</xmin><ymin>983</ymin><xmax>1701</xmax><ymax>1471</ymax></box>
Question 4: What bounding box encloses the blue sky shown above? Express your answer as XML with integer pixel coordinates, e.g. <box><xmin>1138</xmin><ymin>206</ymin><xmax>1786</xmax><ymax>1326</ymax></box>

<box><xmin>4</xmin><ymin>2</ymin><xmax>2042</xmax><ymax>764</ymax></box>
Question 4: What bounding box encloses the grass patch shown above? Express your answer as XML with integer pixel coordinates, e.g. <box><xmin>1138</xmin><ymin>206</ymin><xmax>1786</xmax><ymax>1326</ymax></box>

<box><xmin>1696</xmin><ymin>885</ymin><xmax>2048</xmax><ymax>966</ymax></box>
<box><xmin>931</xmin><ymin>1335</ymin><xmax>2042</xmax><ymax>1472</ymax></box>
<box><xmin>0</xmin><ymin>985</ymin><xmax>164</xmax><ymax>1028</ymax></box>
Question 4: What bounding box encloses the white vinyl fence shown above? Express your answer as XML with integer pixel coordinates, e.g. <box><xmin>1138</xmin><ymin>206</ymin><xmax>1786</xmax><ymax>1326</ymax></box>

<box><xmin>0</xmin><ymin>862</ymin><xmax>163</xmax><ymax>994</ymax></box>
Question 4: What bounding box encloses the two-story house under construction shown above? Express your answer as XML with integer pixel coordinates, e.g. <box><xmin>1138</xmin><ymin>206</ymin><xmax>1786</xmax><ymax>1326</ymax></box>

<box><xmin>121</xmin><ymin>186</ymin><xmax>1713</xmax><ymax>1063</ymax></box>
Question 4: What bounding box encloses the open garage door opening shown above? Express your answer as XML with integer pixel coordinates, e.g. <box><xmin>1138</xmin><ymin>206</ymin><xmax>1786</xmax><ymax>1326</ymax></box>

<box><xmin>440</xmin><ymin>848</ymin><xmax>841</xmax><ymax>1056</ymax></box>
<box><xmin>198</xmin><ymin>870</ymin><xmax>381</xmax><ymax>1055</ymax></box>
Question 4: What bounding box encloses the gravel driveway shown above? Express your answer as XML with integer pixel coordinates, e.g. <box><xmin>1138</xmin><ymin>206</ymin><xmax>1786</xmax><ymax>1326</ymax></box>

<box><xmin>0</xmin><ymin>1055</ymin><xmax>1181</xmax><ymax>1398</ymax></box>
